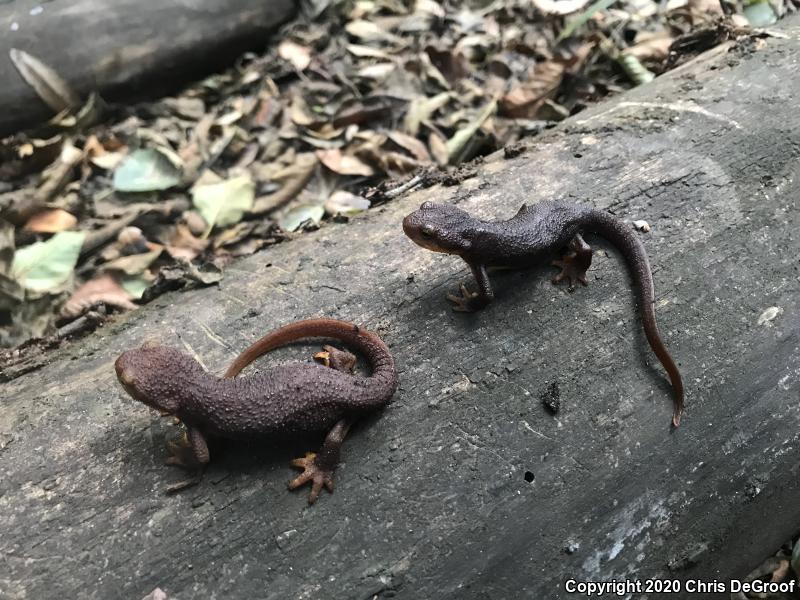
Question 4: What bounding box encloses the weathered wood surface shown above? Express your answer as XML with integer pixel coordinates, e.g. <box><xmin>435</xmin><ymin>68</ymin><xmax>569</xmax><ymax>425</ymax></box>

<box><xmin>0</xmin><ymin>0</ymin><xmax>296</xmax><ymax>136</ymax></box>
<box><xmin>2</xmin><ymin>20</ymin><xmax>800</xmax><ymax>600</ymax></box>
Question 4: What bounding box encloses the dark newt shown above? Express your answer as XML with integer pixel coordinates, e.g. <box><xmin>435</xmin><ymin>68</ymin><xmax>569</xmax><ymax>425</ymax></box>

<box><xmin>115</xmin><ymin>318</ymin><xmax>398</xmax><ymax>503</ymax></box>
<box><xmin>402</xmin><ymin>201</ymin><xmax>684</xmax><ymax>427</ymax></box>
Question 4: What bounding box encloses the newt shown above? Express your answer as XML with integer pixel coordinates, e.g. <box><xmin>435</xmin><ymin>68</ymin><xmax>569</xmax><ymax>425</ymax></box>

<box><xmin>402</xmin><ymin>200</ymin><xmax>684</xmax><ymax>426</ymax></box>
<box><xmin>115</xmin><ymin>318</ymin><xmax>398</xmax><ymax>503</ymax></box>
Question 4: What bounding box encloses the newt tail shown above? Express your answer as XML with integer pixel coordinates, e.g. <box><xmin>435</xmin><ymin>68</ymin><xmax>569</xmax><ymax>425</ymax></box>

<box><xmin>584</xmin><ymin>210</ymin><xmax>684</xmax><ymax>426</ymax></box>
<box><xmin>223</xmin><ymin>317</ymin><xmax>396</xmax><ymax>389</ymax></box>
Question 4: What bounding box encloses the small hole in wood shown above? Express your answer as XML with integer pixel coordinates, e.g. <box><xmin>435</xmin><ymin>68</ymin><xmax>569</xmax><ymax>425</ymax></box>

<box><xmin>524</xmin><ymin>471</ymin><xmax>535</xmax><ymax>483</ymax></box>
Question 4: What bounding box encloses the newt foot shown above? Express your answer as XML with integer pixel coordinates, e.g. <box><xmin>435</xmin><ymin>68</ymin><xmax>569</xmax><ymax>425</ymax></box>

<box><xmin>313</xmin><ymin>345</ymin><xmax>357</xmax><ymax>373</ymax></box>
<box><xmin>289</xmin><ymin>452</ymin><xmax>335</xmax><ymax>504</ymax></box>
<box><xmin>163</xmin><ymin>430</ymin><xmax>206</xmax><ymax>493</ymax></box>
<box><xmin>446</xmin><ymin>283</ymin><xmax>484</xmax><ymax>312</ymax></box>
<box><xmin>165</xmin><ymin>431</ymin><xmax>194</xmax><ymax>468</ymax></box>
<box><xmin>551</xmin><ymin>234</ymin><xmax>592</xmax><ymax>291</ymax></box>
<box><xmin>551</xmin><ymin>256</ymin><xmax>588</xmax><ymax>291</ymax></box>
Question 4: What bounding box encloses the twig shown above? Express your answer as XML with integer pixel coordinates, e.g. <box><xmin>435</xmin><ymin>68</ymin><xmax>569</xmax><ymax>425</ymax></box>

<box><xmin>383</xmin><ymin>175</ymin><xmax>423</xmax><ymax>200</ymax></box>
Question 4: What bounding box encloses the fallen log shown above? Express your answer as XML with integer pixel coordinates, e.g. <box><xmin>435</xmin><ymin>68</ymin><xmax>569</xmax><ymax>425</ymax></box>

<box><xmin>0</xmin><ymin>0</ymin><xmax>296</xmax><ymax>136</ymax></box>
<box><xmin>1</xmin><ymin>17</ymin><xmax>799</xmax><ymax>600</ymax></box>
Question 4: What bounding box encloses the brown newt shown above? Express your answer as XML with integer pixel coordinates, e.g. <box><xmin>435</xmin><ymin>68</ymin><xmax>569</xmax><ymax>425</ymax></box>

<box><xmin>403</xmin><ymin>200</ymin><xmax>684</xmax><ymax>426</ymax></box>
<box><xmin>115</xmin><ymin>318</ymin><xmax>398</xmax><ymax>503</ymax></box>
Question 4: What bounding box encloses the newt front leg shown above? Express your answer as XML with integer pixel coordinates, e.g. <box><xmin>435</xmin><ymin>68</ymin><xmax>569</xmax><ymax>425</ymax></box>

<box><xmin>165</xmin><ymin>426</ymin><xmax>209</xmax><ymax>494</ymax></box>
<box><xmin>447</xmin><ymin>263</ymin><xmax>494</xmax><ymax>312</ymax></box>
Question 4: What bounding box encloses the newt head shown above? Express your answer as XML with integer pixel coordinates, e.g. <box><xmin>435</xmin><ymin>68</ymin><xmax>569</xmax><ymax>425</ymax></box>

<box><xmin>115</xmin><ymin>345</ymin><xmax>199</xmax><ymax>414</ymax></box>
<box><xmin>402</xmin><ymin>201</ymin><xmax>474</xmax><ymax>256</ymax></box>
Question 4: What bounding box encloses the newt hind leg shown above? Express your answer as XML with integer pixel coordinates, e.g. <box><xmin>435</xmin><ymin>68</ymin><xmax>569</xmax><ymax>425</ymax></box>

<box><xmin>552</xmin><ymin>233</ymin><xmax>592</xmax><ymax>291</ymax></box>
<box><xmin>313</xmin><ymin>344</ymin><xmax>357</xmax><ymax>373</ymax></box>
<box><xmin>289</xmin><ymin>418</ymin><xmax>352</xmax><ymax>504</ymax></box>
<box><xmin>291</xmin><ymin>348</ymin><xmax>358</xmax><ymax>504</ymax></box>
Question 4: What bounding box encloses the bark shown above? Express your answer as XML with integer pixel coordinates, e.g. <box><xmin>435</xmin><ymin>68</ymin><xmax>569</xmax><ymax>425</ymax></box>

<box><xmin>0</xmin><ymin>0</ymin><xmax>296</xmax><ymax>135</ymax></box>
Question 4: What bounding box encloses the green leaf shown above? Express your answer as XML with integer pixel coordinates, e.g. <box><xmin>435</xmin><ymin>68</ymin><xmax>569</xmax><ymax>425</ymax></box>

<box><xmin>120</xmin><ymin>275</ymin><xmax>150</xmax><ymax>299</ymax></box>
<box><xmin>113</xmin><ymin>148</ymin><xmax>181</xmax><ymax>192</ymax></box>
<box><xmin>324</xmin><ymin>191</ymin><xmax>371</xmax><ymax>216</ymax></box>
<box><xmin>191</xmin><ymin>175</ymin><xmax>255</xmax><ymax>236</ymax></box>
<box><xmin>12</xmin><ymin>231</ymin><xmax>86</xmax><ymax>292</ymax></box>
<box><xmin>743</xmin><ymin>0</ymin><xmax>777</xmax><ymax>26</ymax></box>
<box><xmin>446</xmin><ymin>99</ymin><xmax>497</xmax><ymax>165</ymax></box>
<box><xmin>793</xmin><ymin>539</ymin><xmax>800</xmax><ymax>580</ymax></box>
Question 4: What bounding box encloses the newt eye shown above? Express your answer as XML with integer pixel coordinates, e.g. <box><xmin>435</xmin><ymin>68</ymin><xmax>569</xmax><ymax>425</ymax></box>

<box><xmin>420</xmin><ymin>226</ymin><xmax>434</xmax><ymax>238</ymax></box>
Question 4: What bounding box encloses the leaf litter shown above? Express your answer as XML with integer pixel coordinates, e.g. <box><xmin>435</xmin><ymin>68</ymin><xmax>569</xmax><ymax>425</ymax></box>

<box><xmin>0</xmin><ymin>0</ymin><xmax>790</xmax><ymax>355</ymax></box>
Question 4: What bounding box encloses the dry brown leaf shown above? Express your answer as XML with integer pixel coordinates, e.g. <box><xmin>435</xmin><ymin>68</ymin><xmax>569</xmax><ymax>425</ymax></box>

<box><xmin>626</xmin><ymin>32</ymin><xmax>675</xmax><ymax>61</ymax></box>
<box><xmin>278</xmin><ymin>40</ymin><xmax>312</xmax><ymax>71</ymax></box>
<box><xmin>499</xmin><ymin>61</ymin><xmax>566</xmax><ymax>119</ymax></box>
<box><xmin>425</xmin><ymin>46</ymin><xmax>470</xmax><ymax>84</ymax></box>
<box><xmin>688</xmin><ymin>0</ymin><xmax>725</xmax><ymax>16</ymax></box>
<box><xmin>531</xmin><ymin>0</ymin><xmax>592</xmax><ymax>14</ymax></box>
<box><xmin>83</xmin><ymin>135</ymin><xmax>105</xmax><ymax>158</ymax></box>
<box><xmin>215</xmin><ymin>111</ymin><xmax>243</xmax><ymax>126</ymax></box>
<box><xmin>85</xmin><ymin>134</ymin><xmax>127</xmax><ymax>171</ymax></box>
<box><xmin>9</xmin><ymin>48</ymin><xmax>81</xmax><ymax>113</ymax></box>
<box><xmin>357</xmin><ymin>63</ymin><xmax>397</xmax><ymax>80</ymax></box>
<box><xmin>92</xmin><ymin>153</ymin><xmax>126</xmax><ymax>171</ymax></box>
<box><xmin>212</xmin><ymin>221</ymin><xmax>258</xmax><ymax>249</ymax></box>
<box><xmin>404</xmin><ymin>93</ymin><xmax>452</xmax><ymax>135</ymax></box>
<box><xmin>224</xmin><ymin>238</ymin><xmax>269</xmax><ymax>258</ymax></box>
<box><xmin>316</xmin><ymin>149</ymin><xmax>375</xmax><ymax>176</ymax></box>
<box><xmin>387</xmin><ymin>131</ymin><xmax>432</xmax><ymax>162</ymax></box>
<box><xmin>3</xmin><ymin>136</ymin><xmax>63</xmax><ymax>180</ymax></box>
<box><xmin>36</xmin><ymin>142</ymin><xmax>84</xmax><ymax>203</ymax></box>
<box><xmin>374</xmin><ymin>151</ymin><xmax>420</xmax><ymax>174</ymax></box>
<box><xmin>252</xmin><ymin>153</ymin><xmax>317</xmax><ymax>214</ymax></box>
<box><xmin>416</xmin><ymin>0</ymin><xmax>446</xmax><ymax>18</ymax></box>
<box><xmin>103</xmin><ymin>246</ymin><xmax>163</xmax><ymax>275</ymax></box>
<box><xmin>290</xmin><ymin>94</ymin><xmax>317</xmax><ymax>127</ymax></box>
<box><xmin>251</xmin><ymin>90</ymin><xmax>281</xmax><ymax>129</ymax></box>
<box><xmin>770</xmin><ymin>559</ymin><xmax>790</xmax><ymax>583</ymax></box>
<box><xmin>166</xmin><ymin>224</ymin><xmax>209</xmax><ymax>261</ymax></box>
<box><xmin>346</xmin><ymin>44</ymin><xmax>392</xmax><ymax>59</ymax></box>
<box><xmin>24</xmin><ymin>208</ymin><xmax>77</xmax><ymax>233</ymax></box>
<box><xmin>345</xmin><ymin>19</ymin><xmax>403</xmax><ymax>45</ymax></box>
<box><xmin>418</xmin><ymin>52</ymin><xmax>451</xmax><ymax>89</ymax></box>
<box><xmin>333</xmin><ymin>96</ymin><xmax>406</xmax><ymax>128</ymax></box>
<box><xmin>428</xmin><ymin>132</ymin><xmax>449</xmax><ymax>166</ymax></box>
<box><xmin>324</xmin><ymin>191</ymin><xmax>371</xmax><ymax>216</ymax></box>
<box><xmin>62</xmin><ymin>273</ymin><xmax>136</xmax><ymax>319</ymax></box>
<box><xmin>304</xmin><ymin>124</ymin><xmax>346</xmax><ymax>141</ymax></box>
